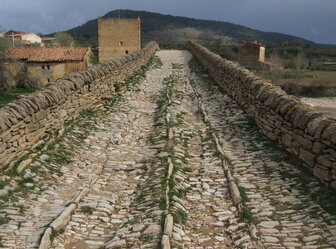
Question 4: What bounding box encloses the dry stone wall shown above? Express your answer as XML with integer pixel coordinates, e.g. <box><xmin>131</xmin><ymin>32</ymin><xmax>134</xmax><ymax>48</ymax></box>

<box><xmin>187</xmin><ymin>41</ymin><xmax>336</xmax><ymax>184</ymax></box>
<box><xmin>0</xmin><ymin>41</ymin><xmax>159</xmax><ymax>168</ymax></box>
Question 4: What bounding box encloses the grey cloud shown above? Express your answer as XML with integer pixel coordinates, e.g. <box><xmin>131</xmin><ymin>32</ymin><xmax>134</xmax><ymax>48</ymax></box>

<box><xmin>0</xmin><ymin>0</ymin><xmax>335</xmax><ymax>44</ymax></box>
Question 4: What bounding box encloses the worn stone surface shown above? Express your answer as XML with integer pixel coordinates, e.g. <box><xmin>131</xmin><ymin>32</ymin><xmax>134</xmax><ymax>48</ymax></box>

<box><xmin>190</xmin><ymin>65</ymin><xmax>336</xmax><ymax>249</ymax></box>
<box><xmin>0</xmin><ymin>41</ymin><xmax>159</xmax><ymax>167</ymax></box>
<box><xmin>1</xmin><ymin>49</ymin><xmax>336</xmax><ymax>249</ymax></box>
<box><xmin>187</xmin><ymin>41</ymin><xmax>336</xmax><ymax>183</ymax></box>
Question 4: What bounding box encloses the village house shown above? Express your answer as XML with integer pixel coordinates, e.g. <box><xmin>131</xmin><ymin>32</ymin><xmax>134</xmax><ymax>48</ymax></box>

<box><xmin>5</xmin><ymin>30</ymin><xmax>42</xmax><ymax>45</ymax></box>
<box><xmin>41</xmin><ymin>37</ymin><xmax>57</xmax><ymax>46</ymax></box>
<box><xmin>238</xmin><ymin>41</ymin><xmax>266</xmax><ymax>69</ymax></box>
<box><xmin>98</xmin><ymin>17</ymin><xmax>141</xmax><ymax>62</ymax></box>
<box><xmin>4</xmin><ymin>46</ymin><xmax>92</xmax><ymax>87</ymax></box>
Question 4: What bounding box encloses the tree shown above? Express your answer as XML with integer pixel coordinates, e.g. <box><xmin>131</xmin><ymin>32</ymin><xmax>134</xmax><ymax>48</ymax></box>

<box><xmin>54</xmin><ymin>32</ymin><xmax>75</xmax><ymax>46</ymax></box>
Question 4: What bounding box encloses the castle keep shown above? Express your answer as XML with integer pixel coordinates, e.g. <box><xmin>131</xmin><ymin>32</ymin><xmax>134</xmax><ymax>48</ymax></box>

<box><xmin>98</xmin><ymin>17</ymin><xmax>141</xmax><ymax>63</ymax></box>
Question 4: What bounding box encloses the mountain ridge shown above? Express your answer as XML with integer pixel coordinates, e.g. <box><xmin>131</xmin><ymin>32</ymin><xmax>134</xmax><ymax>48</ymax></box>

<box><xmin>63</xmin><ymin>9</ymin><xmax>335</xmax><ymax>48</ymax></box>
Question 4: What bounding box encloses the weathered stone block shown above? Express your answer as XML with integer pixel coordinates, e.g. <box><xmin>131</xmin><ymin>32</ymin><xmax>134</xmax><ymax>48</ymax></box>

<box><xmin>312</xmin><ymin>142</ymin><xmax>326</xmax><ymax>154</ymax></box>
<box><xmin>33</xmin><ymin>110</ymin><xmax>47</xmax><ymax>122</ymax></box>
<box><xmin>295</xmin><ymin>135</ymin><xmax>313</xmax><ymax>150</ymax></box>
<box><xmin>281</xmin><ymin>134</ymin><xmax>292</xmax><ymax>147</ymax></box>
<box><xmin>308</xmin><ymin>117</ymin><xmax>332</xmax><ymax>138</ymax></box>
<box><xmin>313</xmin><ymin>164</ymin><xmax>332</xmax><ymax>182</ymax></box>
<box><xmin>26</xmin><ymin>123</ymin><xmax>40</xmax><ymax>133</ymax></box>
<box><xmin>316</xmin><ymin>155</ymin><xmax>333</xmax><ymax>168</ymax></box>
<box><xmin>299</xmin><ymin>148</ymin><xmax>315</xmax><ymax>167</ymax></box>
<box><xmin>321</xmin><ymin>122</ymin><xmax>336</xmax><ymax>144</ymax></box>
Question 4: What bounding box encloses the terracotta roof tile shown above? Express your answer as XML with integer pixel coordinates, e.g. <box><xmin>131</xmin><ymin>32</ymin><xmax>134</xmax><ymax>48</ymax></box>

<box><xmin>4</xmin><ymin>47</ymin><xmax>90</xmax><ymax>62</ymax></box>
<box><xmin>41</xmin><ymin>37</ymin><xmax>56</xmax><ymax>41</ymax></box>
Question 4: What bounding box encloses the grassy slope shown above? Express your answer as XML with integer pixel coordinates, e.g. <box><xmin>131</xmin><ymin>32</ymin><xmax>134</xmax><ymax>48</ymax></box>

<box><xmin>0</xmin><ymin>88</ymin><xmax>39</xmax><ymax>105</ymax></box>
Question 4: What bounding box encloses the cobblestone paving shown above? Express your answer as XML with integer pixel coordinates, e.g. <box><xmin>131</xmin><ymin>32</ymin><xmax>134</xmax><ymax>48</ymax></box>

<box><xmin>1</xmin><ymin>50</ymin><xmax>336</xmax><ymax>249</ymax></box>
<box><xmin>190</xmin><ymin>60</ymin><xmax>336</xmax><ymax>249</ymax></box>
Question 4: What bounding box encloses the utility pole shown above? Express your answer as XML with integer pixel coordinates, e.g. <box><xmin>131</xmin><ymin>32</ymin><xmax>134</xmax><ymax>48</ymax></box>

<box><xmin>11</xmin><ymin>32</ymin><xmax>15</xmax><ymax>47</ymax></box>
<box><xmin>73</xmin><ymin>24</ymin><xmax>76</xmax><ymax>39</ymax></box>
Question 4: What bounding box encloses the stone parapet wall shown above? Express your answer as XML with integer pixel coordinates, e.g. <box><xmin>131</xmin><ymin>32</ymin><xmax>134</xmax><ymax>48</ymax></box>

<box><xmin>0</xmin><ymin>41</ymin><xmax>159</xmax><ymax>167</ymax></box>
<box><xmin>187</xmin><ymin>41</ymin><xmax>336</xmax><ymax>183</ymax></box>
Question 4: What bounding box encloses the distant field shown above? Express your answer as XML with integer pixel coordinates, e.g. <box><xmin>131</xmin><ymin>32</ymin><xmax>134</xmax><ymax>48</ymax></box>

<box><xmin>254</xmin><ymin>69</ymin><xmax>336</xmax><ymax>87</ymax></box>
<box><xmin>299</xmin><ymin>70</ymin><xmax>336</xmax><ymax>87</ymax></box>
<box><xmin>0</xmin><ymin>88</ymin><xmax>39</xmax><ymax>105</ymax></box>
<box><xmin>253</xmin><ymin>69</ymin><xmax>336</xmax><ymax>97</ymax></box>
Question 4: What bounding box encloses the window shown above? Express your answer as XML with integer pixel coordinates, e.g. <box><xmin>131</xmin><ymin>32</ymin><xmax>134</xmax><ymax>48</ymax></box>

<box><xmin>42</xmin><ymin>65</ymin><xmax>45</xmax><ymax>69</ymax></box>
<box><xmin>119</xmin><ymin>41</ymin><xmax>123</xmax><ymax>46</ymax></box>
<box><xmin>125</xmin><ymin>50</ymin><xmax>129</xmax><ymax>54</ymax></box>
<box><xmin>47</xmin><ymin>65</ymin><xmax>50</xmax><ymax>70</ymax></box>
<box><xmin>47</xmin><ymin>78</ymin><xmax>50</xmax><ymax>83</ymax></box>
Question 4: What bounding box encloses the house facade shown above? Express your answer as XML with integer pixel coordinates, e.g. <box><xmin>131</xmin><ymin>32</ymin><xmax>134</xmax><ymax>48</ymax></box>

<box><xmin>98</xmin><ymin>17</ymin><xmax>141</xmax><ymax>62</ymax></box>
<box><xmin>4</xmin><ymin>47</ymin><xmax>92</xmax><ymax>87</ymax></box>
<box><xmin>6</xmin><ymin>30</ymin><xmax>42</xmax><ymax>45</ymax></box>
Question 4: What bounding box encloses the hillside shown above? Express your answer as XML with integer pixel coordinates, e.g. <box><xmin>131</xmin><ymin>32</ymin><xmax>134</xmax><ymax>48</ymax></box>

<box><xmin>65</xmin><ymin>9</ymin><xmax>317</xmax><ymax>48</ymax></box>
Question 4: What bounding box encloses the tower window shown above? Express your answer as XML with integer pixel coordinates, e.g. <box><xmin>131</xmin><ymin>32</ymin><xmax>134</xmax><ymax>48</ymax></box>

<box><xmin>125</xmin><ymin>50</ymin><xmax>129</xmax><ymax>54</ymax></box>
<box><xmin>119</xmin><ymin>41</ymin><xmax>123</xmax><ymax>46</ymax></box>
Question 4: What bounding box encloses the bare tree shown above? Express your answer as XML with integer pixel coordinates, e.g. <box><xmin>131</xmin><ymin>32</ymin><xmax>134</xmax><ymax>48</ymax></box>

<box><xmin>262</xmin><ymin>50</ymin><xmax>284</xmax><ymax>86</ymax></box>
<box><xmin>292</xmin><ymin>52</ymin><xmax>307</xmax><ymax>85</ymax></box>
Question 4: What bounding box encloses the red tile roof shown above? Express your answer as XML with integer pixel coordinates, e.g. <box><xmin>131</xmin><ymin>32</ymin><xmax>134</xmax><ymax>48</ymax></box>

<box><xmin>9</xmin><ymin>32</ymin><xmax>28</xmax><ymax>37</ymax></box>
<box><xmin>41</xmin><ymin>37</ymin><xmax>56</xmax><ymax>41</ymax></box>
<box><xmin>4</xmin><ymin>47</ymin><xmax>90</xmax><ymax>62</ymax></box>
<box><xmin>244</xmin><ymin>41</ymin><xmax>265</xmax><ymax>47</ymax></box>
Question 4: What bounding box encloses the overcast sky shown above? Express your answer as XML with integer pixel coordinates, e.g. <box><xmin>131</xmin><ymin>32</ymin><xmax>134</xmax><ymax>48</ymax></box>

<box><xmin>0</xmin><ymin>0</ymin><xmax>335</xmax><ymax>45</ymax></box>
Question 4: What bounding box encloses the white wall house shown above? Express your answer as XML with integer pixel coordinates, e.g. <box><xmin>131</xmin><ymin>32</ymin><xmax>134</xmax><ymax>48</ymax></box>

<box><xmin>21</xmin><ymin>33</ymin><xmax>42</xmax><ymax>43</ymax></box>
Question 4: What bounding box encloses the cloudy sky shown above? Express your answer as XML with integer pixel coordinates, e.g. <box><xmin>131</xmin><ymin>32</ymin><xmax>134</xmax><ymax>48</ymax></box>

<box><xmin>0</xmin><ymin>0</ymin><xmax>335</xmax><ymax>45</ymax></box>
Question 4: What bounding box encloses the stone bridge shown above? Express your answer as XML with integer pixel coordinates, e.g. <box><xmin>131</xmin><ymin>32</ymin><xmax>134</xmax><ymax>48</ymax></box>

<box><xmin>0</xmin><ymin>41</ymin><xmax>336</xmax><ymax>248</ymax></box>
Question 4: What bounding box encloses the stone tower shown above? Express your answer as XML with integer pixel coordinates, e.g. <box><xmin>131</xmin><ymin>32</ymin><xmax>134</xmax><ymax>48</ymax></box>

<box><xmin>238</xmin><ymin>41</ymin><xmax>265</xmax><ymax>69</ymax></box>
<box><xmin>98</xmin><ymin>17</ymin><xmax>141</xmax><ymax>63</ymax></box>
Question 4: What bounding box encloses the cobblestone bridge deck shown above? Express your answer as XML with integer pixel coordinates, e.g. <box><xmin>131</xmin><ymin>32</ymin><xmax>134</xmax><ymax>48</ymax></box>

<box><xmin>0</xmin><ymin>50</ymin><xmax>335</xmax><ymax>249</ymax></box>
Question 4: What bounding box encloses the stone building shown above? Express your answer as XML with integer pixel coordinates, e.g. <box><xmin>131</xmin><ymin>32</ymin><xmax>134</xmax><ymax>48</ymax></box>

<box><xmin>4</xmin><ymin>47</ymin><xmax>92</xmax><ymax>87</ymax></box>
<box><xmin>5</xmin><ymin>30</ymin><xmax>42</xmax><ymax>45</ymax></box>
<box><xmin>238</xmin><ymin>41</ymin><xmax>265</xmax><ymax>69</ymax></box>
<box><xmin>98</xmin><ymin>17</ymin><xmax>141</xmax><ymax>63</ymax></box>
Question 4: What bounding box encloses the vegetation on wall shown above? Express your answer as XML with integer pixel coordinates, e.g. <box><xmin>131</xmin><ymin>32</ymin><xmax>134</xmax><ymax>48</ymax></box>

<box><xmin>0</xmin><ymin>37</ymin><xmax>11</xmax><ymax>87</ymax></box>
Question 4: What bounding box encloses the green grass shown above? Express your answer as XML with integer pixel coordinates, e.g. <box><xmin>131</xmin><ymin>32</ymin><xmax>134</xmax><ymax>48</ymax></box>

<box><xmin>0</xmin><ymin>88</ymin><xmax>39</xmax><ymax>105</ymax></box>
<box><xmin>238</xmin><ymin>186</ymin><xmax>249</xmax><ymax>205</ymax></box>
<box><xmin>239</xmin><ymin>208</ymin><xmax>254</xmax><ymax>223</ymax></box>
<box><xmin>172</xmin><ymin>63</ymin><xmax>184</xmax><ymax>69</ymax></box>
<box><xmin>81</xmin><ymin>206</ymin><xmax>94</xmax><ymax>215</ymax></box>
<box><xmin>0</xmin><ymin>217</ymin><xmax>10</xmax><ymax>225</ymax></box>
<box><xmin>172</xmin><ymin>208</ymin><xmax>188</xmax><ymax>224</ymax></box>
<box><xmin>143</xmin><ymin>235</ymin><xmax>153</xmax><ymax>242</ymax></box>
<box><xmin>150</xmin><ymin>55</ymin><xmax>163</xmax><ymax>69</ymax></box>
<box><xmin>157</xmin><ymin>198</ymin><xmax>167</xmax><ymax>211</ymax></box>
<box><xmin>50</xmin><ymin>228</ymin><xmax>65</xmax><ymax>241</ymax></box>
<box><xmin>9</xmin><ymin>154</ymin><xmax>30</xmax><ymax>176</ymax></box>
<box><xmin>311</xmin><ymin>185</ymin><xmax>336</xmax><ymax>216</ymax></box>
